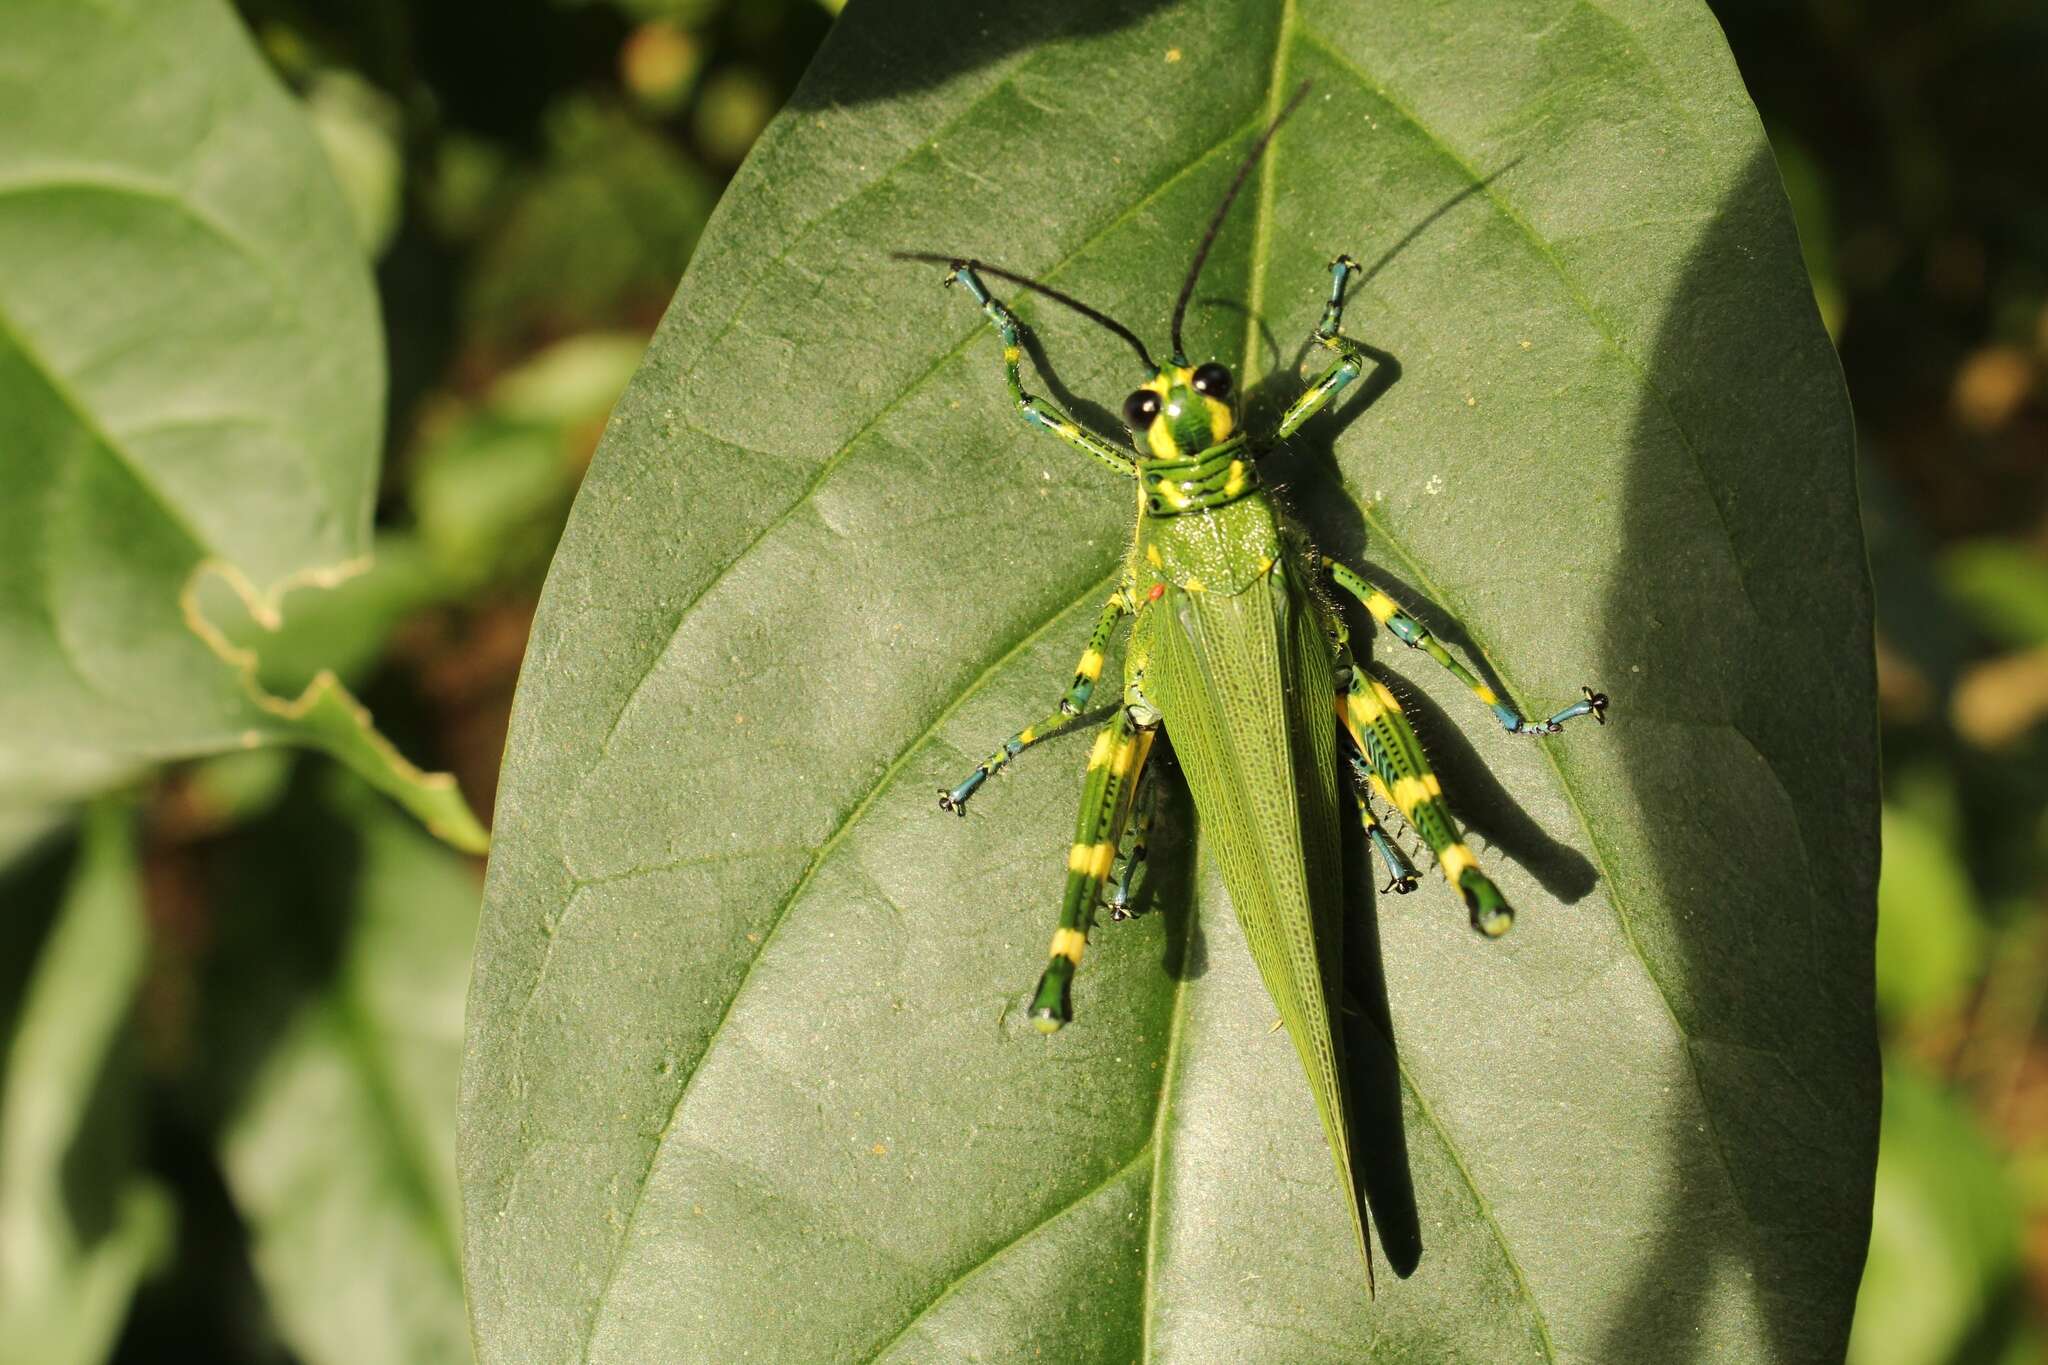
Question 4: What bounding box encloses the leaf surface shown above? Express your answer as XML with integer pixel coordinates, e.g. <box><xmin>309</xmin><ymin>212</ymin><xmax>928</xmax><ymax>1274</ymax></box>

<box><xmin>0</xmin><ymin>0</ymin><xmax>483</xmax><ymax>849</ymax></box>
<box><xmin>462</xmin><ymin>2</ymin><xmax>1878</xmax><ymax>1360</ymax></box>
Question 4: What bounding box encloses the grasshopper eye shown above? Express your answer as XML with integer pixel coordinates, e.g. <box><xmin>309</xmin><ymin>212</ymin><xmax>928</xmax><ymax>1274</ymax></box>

<box><xmin>1122</xmin><ymin>390</ymin><xmax>1162</xmax><ymax>430</ymax></box>
<box><xmin>1191</xmin><ymin>362</ymin><xmax>1232</xmax><ymax>399</ymax></box>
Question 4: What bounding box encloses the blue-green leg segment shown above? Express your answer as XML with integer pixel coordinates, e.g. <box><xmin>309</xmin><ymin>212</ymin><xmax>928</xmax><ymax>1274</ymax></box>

<box><xmin>1277</xmin><ymin>255</ymin><xmax>1377</xmax><ymax>439</ymax></box>
<box><xmin>1344</xmin><ymin>750</ymin><xmax>1419</xmax><ymax>894</ymax></box>
<box><xmin>941</xmin><ymin>591</ymin><xmax>1129</xmax><ymax>814</ymax></box>
<box><xmin>1030</xmin><ymin>711</ymin><xmax>1153</xmax><ymax>1032</ymax></box>
<box><xmin>1324</xmin><ymin>557</ymin><xmax>1607</xmax><ymax>736</ymax></box>
<box><xmin>1106</xmin><ymin>755</ymin><xmax>1162</xmax><ymax>922</ymax></box>
<box><xmin>945</xmin><ymin>262</ymin><xmax>1137</xmax><ymax>477</ymax></box>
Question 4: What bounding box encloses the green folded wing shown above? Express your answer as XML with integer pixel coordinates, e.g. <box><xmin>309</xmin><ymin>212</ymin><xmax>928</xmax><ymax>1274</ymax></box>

<box><xmin>1143</xmin><ymin>557</ymin><xmax>1370</xmax><ymax>1287</ymax></box>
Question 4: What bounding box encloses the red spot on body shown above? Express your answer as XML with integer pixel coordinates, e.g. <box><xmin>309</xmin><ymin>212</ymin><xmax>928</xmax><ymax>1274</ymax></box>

<box><xmin>1148</xmin><ymin>583</ymin><xmax>1165</xmax><ymax>601</ymax></box>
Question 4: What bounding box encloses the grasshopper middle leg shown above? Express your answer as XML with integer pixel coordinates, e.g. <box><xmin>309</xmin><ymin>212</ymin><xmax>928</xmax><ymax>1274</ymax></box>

<box><xmin>940</xmin><ymin>590</ymin><xmax>1129</xmax><ymax>813</ymax></box>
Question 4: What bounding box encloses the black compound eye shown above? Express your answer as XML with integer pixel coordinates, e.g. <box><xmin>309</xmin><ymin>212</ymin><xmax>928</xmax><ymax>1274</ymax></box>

<box><xmin>1122</xmin><ymin>389</ymin><xmax>1162</xmax><ymax>430</ymax></box>
<box><xmin>1191</xmin><ymin>362</ymin><xmax>1233</xmax><ymax>399</ymax></box>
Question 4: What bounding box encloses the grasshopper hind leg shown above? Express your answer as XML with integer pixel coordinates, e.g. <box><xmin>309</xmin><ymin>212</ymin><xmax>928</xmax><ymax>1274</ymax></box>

<box><xmin>1338</xmin><ymin>665</ymin><xmax>1514</xmax><ymax>936</ymax></box>
<box><xmin>1028</xmin><ymin>710</ymin><xmax>1155</xmax><ymax>1032</ymax></box>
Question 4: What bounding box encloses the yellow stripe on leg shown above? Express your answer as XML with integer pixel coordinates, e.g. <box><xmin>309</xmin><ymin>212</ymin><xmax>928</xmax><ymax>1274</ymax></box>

<box><xmin>1087</xmin><ymin>730</ymin><xmax>1116</xmax><ymax>769</ymax></box>
<box><xmin>1346</xmin><ymin>689</ymin><xmax>1384</xmax><ymax>729</ymax></box>
<box><xmin>1076</xmin><ymin>648</ymin><xmax>1104</xmax><ymax>680</ymax></box>
<box><xmin>1049</xmin><ymin>928</ymin><xmax>1086</xmax><ymax>963</ymax></box>
<box><xmin>1437</xmin><ymin>842</ymin><xmax>1477</xmax><ymax>884</ymax></box>
<box><xmin>1389</xmin><ymin>775</ymin><xmax>1431</xmax><ymax>815</ymax></box>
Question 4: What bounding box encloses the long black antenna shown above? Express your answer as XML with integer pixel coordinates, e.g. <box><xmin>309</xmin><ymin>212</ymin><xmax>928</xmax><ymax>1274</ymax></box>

<box><xmin>892</xmin><ymin>251</ymin><xmax>1156</xmax><ymax>372</ymax></box>
<box><xmin>1169</xmin><ymin>80</ymin><xmax>1312</xmax><ymax>363</ymax></box>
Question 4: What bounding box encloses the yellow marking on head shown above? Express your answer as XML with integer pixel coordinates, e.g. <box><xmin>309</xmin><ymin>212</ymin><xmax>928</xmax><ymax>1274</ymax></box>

<box><xmin>1391</xmin><ymin>775</ymin><xmax>1431</xmax><ymax>814</ymax></box>
<box><xmin>1438</xmin><ymin>842</ymin><xmax>1478</xmax><ymax>884</ymax></box>
<box><xmin>1204</xmin><ymin>396</ymin><xmax>1235</xmax><ymax>443</ymax></box>
<box><xmin>1110</xmin><ymin>738</ymin><xmax>1135</xmax><ymax>776</ymax></box>
<box><xmin>1087</xmin><ymin>730</ymin><xmax>1116</xmax><ymax>769</ymax></box>
<box><xmin>1003</xmin><ymin>345</ymin><xmax>1021</xmax><ymax>364</ymax></box>
<box><xmin>1370</xmin><ymin>678</ymin><xmax>1402</xmax><ymax>710</ymax></box>
<box><xmin>1474</xmin><ymin>684</ymin><xmax>1498</xmax><ymax>705</ymax></box>
<box><xmin>1365</xmin><ymin>591</ymin><xmax>1398</xmax><ymax>622</ymax></box>
<box><xmin>1182</xmin><ymin>576</ymin><xmax>1204</xmax><ymax>592</ymax></box>
<box><xmin>1050</xmin><ymin>927</ymin><xmax>1087</xmax><ymax>963</ymax></box>
<box><xmin>1147</xmin><ymin>419</ymin><xmax>1181</xmax><ymax>461</ymax></box>
<box><xmin>1146</xmin><ymin>543</ymin><xmax>1164</xmax><ymax>568</ymax></box>
<box><xmin>1077</xmin><ymin>648</ymin><xmax>1104</xmax><ymax>680</ymax></box>
<box><xmin>1144</xmin><ymin>373</ymin><xmax>1174</xmax><ymax>396</ymax></box>
<box><xmin>1223</xmin><ymin>459</ymin><xmax>1246</xmax><ymax>496</ymax></box>
<box><xmin>1068</xmin><ymin>843</ymin><xmax>1094</xmax><ymax>873</ymax></box>
<box><xmin>1424</xmin><ymin>773</ymin><xmax>1443</xmax><ymax>797</ymax></box>
<box><xmin>1018</xmin><ymin>726</ymin><xmax>1036</xmax><ymax>744</ymax></box>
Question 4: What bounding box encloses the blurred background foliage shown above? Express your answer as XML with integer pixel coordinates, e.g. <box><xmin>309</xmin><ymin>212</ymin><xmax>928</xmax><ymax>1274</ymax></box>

<box><xmin>0</xmin><ymin>0</ymin><xmax>2043</xmax><ymax>1360</ymax></box>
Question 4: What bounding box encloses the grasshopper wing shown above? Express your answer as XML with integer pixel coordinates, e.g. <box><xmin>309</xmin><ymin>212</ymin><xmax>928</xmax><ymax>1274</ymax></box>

<box><xmin>1143</xmin><ymin>556</ymin><xmax>1371</xmax><ymax>1289</ymax></box>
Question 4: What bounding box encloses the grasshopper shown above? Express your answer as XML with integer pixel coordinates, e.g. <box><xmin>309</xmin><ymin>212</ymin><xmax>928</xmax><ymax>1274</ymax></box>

<box><xmin>902</xmin><ymin>84</ymin><xmax>1605</xmax><ymax>1285</ymax></box>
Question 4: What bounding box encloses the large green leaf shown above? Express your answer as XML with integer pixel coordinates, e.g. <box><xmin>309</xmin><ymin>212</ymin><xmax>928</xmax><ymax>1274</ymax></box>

<box><xmin>0</xmin><ymin>0</ymin><xmax>484</xmax><ymax>851</ymax></box>
<box><xmin>462</xmin><ymin>2</ymin><xmax>1878</xmax><ymax>1360</ymax></box>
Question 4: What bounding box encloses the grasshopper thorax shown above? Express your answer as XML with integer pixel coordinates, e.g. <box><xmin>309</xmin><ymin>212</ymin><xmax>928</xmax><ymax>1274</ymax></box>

<box><xmin>1122</xmin><ymin>362</ymin><xmax>1235</xmax><ymax>462</ymax></box>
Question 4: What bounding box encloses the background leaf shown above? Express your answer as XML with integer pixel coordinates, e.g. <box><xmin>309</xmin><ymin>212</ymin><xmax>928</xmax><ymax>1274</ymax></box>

<box><xmin>0</xmin><ymin>807</ymin><xmax>171</xmax><ymax>1365</ymax></box>
<box><xmin>462</xmin><ymin>1</ymin><xmax>1877</xmax><ymax>1360</ymax></box>
<box><xmin>0</xmin><ymin>0</ymin><xmax>482</xmax><ymax>849</ymax></box>
<box><xmin>201</xmin><ymin>774</ymin><xmax>478</xmax><ymax>1365</ymax></box>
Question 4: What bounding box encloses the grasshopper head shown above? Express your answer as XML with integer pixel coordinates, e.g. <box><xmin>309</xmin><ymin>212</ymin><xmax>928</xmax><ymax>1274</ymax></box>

<box><xmin>1121</xmin><ymin>362</ymin><xmax>1235</xmax><ymax>461</ymax></box>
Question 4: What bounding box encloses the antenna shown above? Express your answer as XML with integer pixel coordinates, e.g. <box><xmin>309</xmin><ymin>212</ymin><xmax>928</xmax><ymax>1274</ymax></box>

<box><xmin>1169</xmin><ymin>80</ymin><xmax>1312</xmax><ymax>363</ymax></box>
<box><xmin>892</xmin><ymin>252</ymin><xmax>1156</xmax><ymax>372</ymax></box>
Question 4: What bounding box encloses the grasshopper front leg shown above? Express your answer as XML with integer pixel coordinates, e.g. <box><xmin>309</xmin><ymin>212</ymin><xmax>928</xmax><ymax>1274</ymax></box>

<box><xmin>1277</xmin><ymin>255</ymin><xmax>1380</xmax><ymax>439</ymax></box>
<box><xmin>940</xmin><ymin>261</ymin><xmax>1137</xmax><ymax>477</ymax></box>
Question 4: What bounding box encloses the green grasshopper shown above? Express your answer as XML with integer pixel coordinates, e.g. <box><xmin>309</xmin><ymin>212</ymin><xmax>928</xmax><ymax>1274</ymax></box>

<box><xmin>902</xmin><ymin>84</ymin><xmax>1605</xmax><ymax>1285</ymax></box>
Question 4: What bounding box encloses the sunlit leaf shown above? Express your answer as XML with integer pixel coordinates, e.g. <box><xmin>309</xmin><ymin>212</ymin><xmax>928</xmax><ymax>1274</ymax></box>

<box><xmin>462</xmin><ymin>2</ymin><xmax>1878</xmax><ymax>1359</ymax></box>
